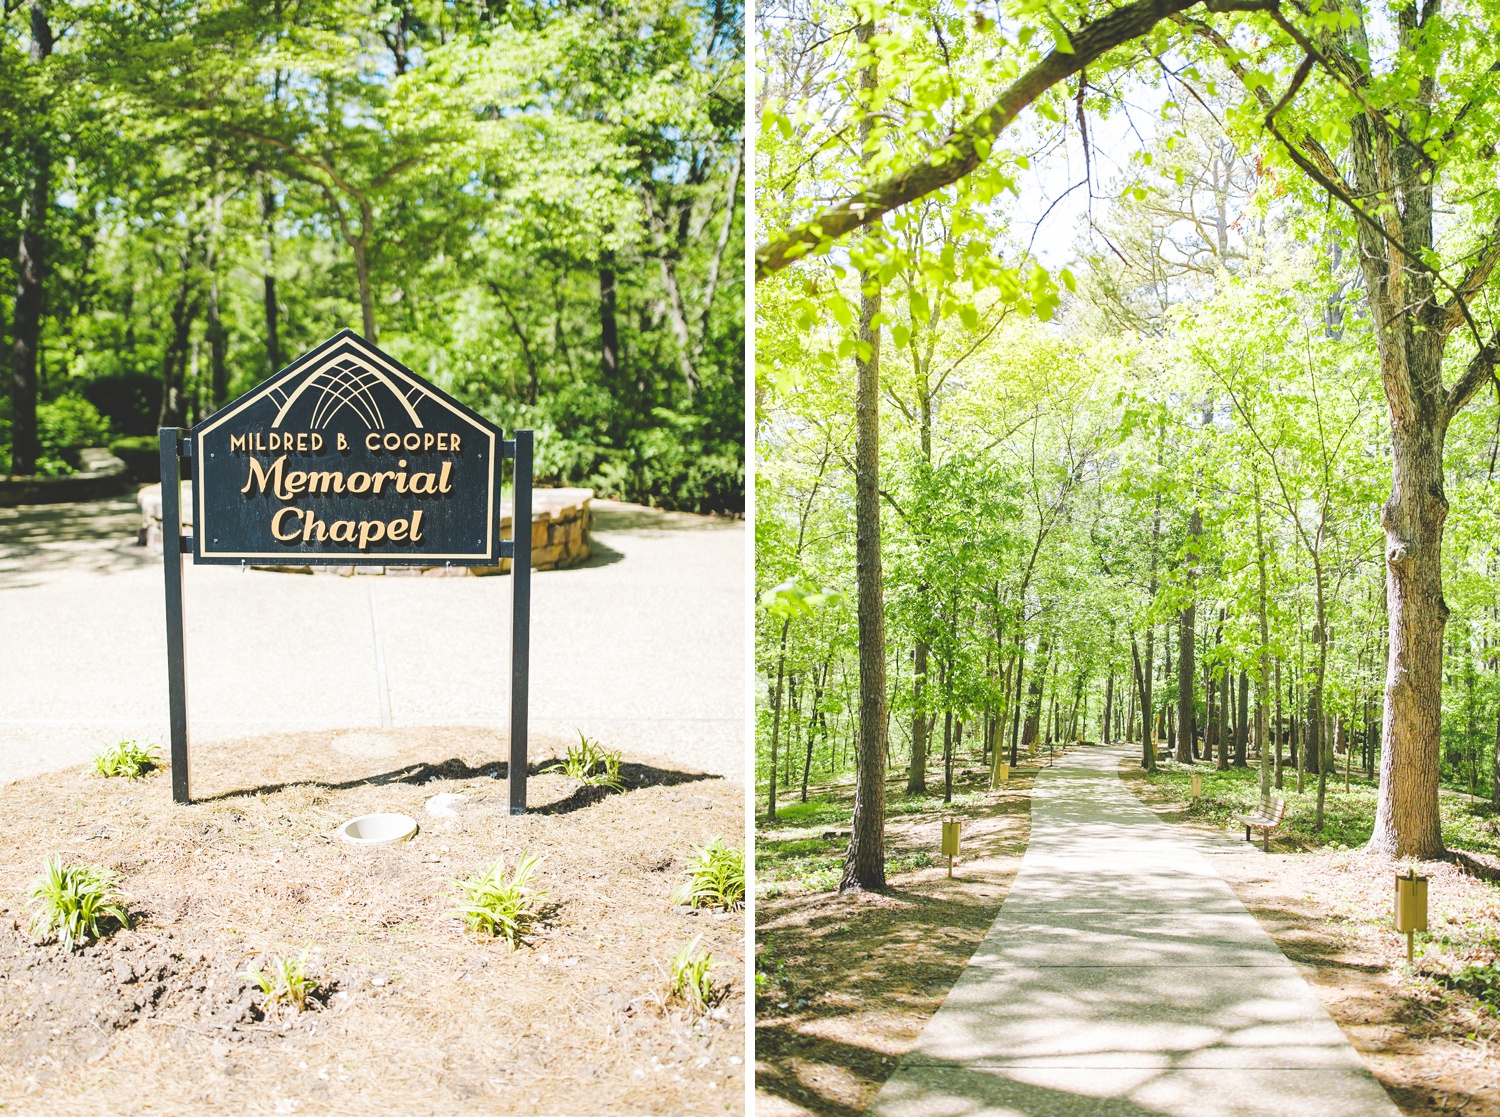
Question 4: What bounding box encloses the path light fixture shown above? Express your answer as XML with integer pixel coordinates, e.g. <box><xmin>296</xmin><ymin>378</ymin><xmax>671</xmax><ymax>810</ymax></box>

<box><xmin>1190</xmin><ymin>771</ymin><xmax>1202</xmax><ymax>803</ymax></box>
<box><xmin>1394</xmin><ymin>868</ymin><xmax>1428</xmax><ymax>964</ymax></box>
<box><xmin>941</xmin><ymin>819</ymin><xmax>960</xmax><ymax>878</ymax></box>
<box><xmin>998</xmin><ymin>761</ymin><xmax>1010</xmax><ymax>786</ymax></box>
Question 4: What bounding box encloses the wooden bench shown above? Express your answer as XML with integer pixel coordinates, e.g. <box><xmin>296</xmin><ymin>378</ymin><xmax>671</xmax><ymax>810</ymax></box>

<box><xmin>1232</xmin><ymin>796</ymin><xmax>1287</xmax><ymax>851</ymax></box>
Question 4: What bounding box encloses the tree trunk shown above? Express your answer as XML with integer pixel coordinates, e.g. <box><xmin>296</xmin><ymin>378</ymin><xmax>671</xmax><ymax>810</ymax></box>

<box><xmin>157</xmin><ymin>245</ymin><xmax>200</xmax><ymax>428</ymax></box>
<box><xmin>599</xmin><ymin>249</ymin><xmax>619</xmax><ymax>381</ymax></box>
<box><xmin>1102</xmin><ymin>671</ymin><xmax>1114</xmax><ymax>744</ymax></box>
<box><xmin>1022</xmin><ymin>637</ymin><xmax>1049</xmax><ymax>751</ymax></box>
<box><xmin>1008</xmin><ymin>640</ymin><xmax>1026</xmax><ymax>767</ymax></box>
<box><xmin>942</xmin><ymin>708</ymin><xmax>953</xmax><ymax>804</ymax></box>
<box><xmin>9</xmin><ymin>3</ymin><xmax>53</xmax><ymax>477</ymax></box>
<box><xmin>352</xmin><ymin>228</ymin><xmax>376</xmax><ymax>342</ymax></box>
<box><xmin>907</xmin><ymin>640</ymin><xmax>929</xmax><ymax>795</ymax></box>
<box><xmin>765</xmin><ymin>618</ymin><xmax>790</xmax><ymax>821</ymax></box>
<box><xmin>205</xmin><ymin>192</ymin><xmax>228</xmax><ymax>409</ymax></box>
<box><xmin>1369</xmin><ymin>420</ymin><xmax>1449</xmax><ymax>857</ymax></box>
<box><xmin>262</xmin><ymin>184</ymin><xmax>280</xmax><ymax>373</ymax></box>
<box><xmin>1234</xmin><ymin>669</ymin><xmax>1249</xmax><ymax>767</ymax></box>
<box><xmin>842</xmin><ymin>33</ymin><xmax>887</xmax><ymax>892</ymax></box>
<box><xmin>1176</xmin><ymin>593</ymin><xmax>1196</xmax><ymax>764</ymax></box>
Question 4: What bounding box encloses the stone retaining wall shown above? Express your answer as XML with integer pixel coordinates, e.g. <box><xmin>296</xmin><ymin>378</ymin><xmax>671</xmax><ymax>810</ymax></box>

<box><xmin>0</xmin><ymin>449</ymin><xmax>130</xmax><ymax>506</ymax></box>
<box><xmin>137</xmin><ymin>484</ymin><xmax>592</xmax><ymax>574</ymax></box>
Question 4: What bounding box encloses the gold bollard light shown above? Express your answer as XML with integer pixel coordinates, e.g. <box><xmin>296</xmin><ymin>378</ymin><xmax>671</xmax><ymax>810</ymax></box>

<box><xmin>1190</xmin><ymin>771</ymin><xmax>1203</xmax><ymax>802</ymax></box>
<box><xmin>1394</xmin><ymin>869</ymin><xmax>1429</xmax><ymax>964</ymax></box>
<box><xmin>941</xmin><ymin>819</ymin><xmax>960</xmax><ymax>878</ymax></box>
<box><xmin>999</xmin><ymin>761</ymin><xmax>1010</xmax><ymax>785</ymax></box>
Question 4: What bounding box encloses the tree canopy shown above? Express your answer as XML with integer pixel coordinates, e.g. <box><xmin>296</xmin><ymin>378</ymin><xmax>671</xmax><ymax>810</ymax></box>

<box><xmin>2</xmin><ymin>0</ymin><xmax>744</xmax><ymax>512</ymax></box>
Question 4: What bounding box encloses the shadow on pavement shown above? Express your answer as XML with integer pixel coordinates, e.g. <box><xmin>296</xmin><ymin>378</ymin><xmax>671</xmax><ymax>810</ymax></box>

<box><xmin>0</xmin><ymin>494</ymin><xmax>154</xmax><ymax>586</ymax></box>
<box><xmin>591</xmin><ymin>503</ymin><xmax>740</xmax><ymax>534</ymax></box>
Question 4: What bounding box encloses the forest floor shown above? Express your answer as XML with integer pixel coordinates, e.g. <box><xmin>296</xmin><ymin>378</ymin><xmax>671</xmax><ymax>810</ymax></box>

<box><xmin>0</xmin><ymin>727</ymin><xmax>745</xmax><ymax>1116</ymax></box>
<box><xmin>1121</xmin><ymin>756</ymin><xmax>1500</xmax><ymax>1117</ymax></box>
<box><xmin>754</xmin><ymin>746</ymin><xmax>1080</xmax><ymax>1117</ymax></box>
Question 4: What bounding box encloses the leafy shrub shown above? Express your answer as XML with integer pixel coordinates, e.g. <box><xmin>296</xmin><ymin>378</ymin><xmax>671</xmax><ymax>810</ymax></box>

<box><xmin>543</xmin><ymin>732</ymin><xmax>624</xmax><ymax>790</ymax></box>
<box><xmin>35</xmin><ymin>395</ymin><xmax>111</xmax><ymax>475</ymax></box>
<box><xmin>1443</xmin><ymin>959</ymin><xmax>1500</xmax><ymax>1010</ymax></box>
<box><xmin>28</xmin><ymin>856</ymin><xmax>130</xmax><ymax>950</ymax></box>
<box><xmin>93</xmin><ymin>739</ymin><xmax>160</xmax><ymax>779</ymax></box>
<box><xmin>109</xmin><ymin>436</ymin><xmax>161</xmax><ymax>483</ymax></box>
<box><xmin>673</xmin><ymin>837</ymin><xmax>745</xmax><ymax>910</ymax></box>
<box><xmin>451</xmin><ymin>852</ymin><xmax>547</xmax><ymax>946</ymax></box>
<box><xmin>670</xmin><ymin>935</ymin><xmax>714</xmax><ymax>1012</ymax></box>
<box><xmin>243</xmin><ymin>951</ymin><xmax>321</xmax><ymax>1012</ymax></box>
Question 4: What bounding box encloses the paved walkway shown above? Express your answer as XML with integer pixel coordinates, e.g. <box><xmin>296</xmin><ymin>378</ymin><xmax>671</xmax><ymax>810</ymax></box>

<box><xmin>0</xmin><ymin>496</ymin><xmax>744</xmax><ymax>783</ymax></box>
<box><xmin>871</xmin><ymin>746</ymin><xmax>1401</xmax><ymax>1117</ymax></box>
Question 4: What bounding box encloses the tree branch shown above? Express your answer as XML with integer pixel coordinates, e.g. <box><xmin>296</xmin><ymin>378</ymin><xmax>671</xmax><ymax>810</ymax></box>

<box><xmin>755</xmin><ymin>0</ymin><xmax>1278</xmax><ymax>280</ymax></box>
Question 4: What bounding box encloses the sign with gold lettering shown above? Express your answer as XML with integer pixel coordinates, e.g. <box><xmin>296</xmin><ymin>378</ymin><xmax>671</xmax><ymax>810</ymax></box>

<box><xmin>191</xmin><ymin>330</ymin><xmax>502</xmax><ymax>565</ymax></box>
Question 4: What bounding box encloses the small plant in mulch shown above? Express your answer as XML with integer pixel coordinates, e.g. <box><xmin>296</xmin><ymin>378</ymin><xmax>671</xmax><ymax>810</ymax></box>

<box><xmin>92</xmin><ymin>739</ymin><xmax>160</xmax><ymax>780</ymax></box>
<box><xmin>242</xmin><ymin>951</ymin><xmax>322</xmax><ymax>1013</ymax></box>
<box><xmin>673</xmin><ymin>837</ymin><xmax>744</xmax><ymax>910</ymax></box>
<box><xmin>543</xmin><ymin>731</ymin><xmax>625</xmax><ymax>790</ymax></box>
<box><xmin>1438</xmin><ymin>957</ymin><xmax>1500</xmax><ymax>1011</ymax></box>
<box><xmin>669</xmin><ymin>935</ymin><xmax>715</xmax><ymax>1012</ymax></box>
<box><xmin>27</xmin><ymin>855</ymin><xmax>130</xmax><ymax>950</ymax></box>
<box><xmin>451</xmin><ymin>851</ymin><xmax>547</xmax><ymax>947</ymax></box>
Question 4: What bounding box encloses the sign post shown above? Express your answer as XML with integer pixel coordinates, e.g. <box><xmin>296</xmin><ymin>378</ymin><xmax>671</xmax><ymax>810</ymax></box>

<box><xmin>158</xmin><ymin>330</ymin><xmax>531</xmax><ymax>808</ymax></box>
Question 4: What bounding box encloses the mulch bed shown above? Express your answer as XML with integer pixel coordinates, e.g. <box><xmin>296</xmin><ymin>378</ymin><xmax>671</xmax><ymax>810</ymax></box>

<box><xmin>0</xmin><ymin>727</ymin><xmax>745</xmax><ymax>1116</ymax></box>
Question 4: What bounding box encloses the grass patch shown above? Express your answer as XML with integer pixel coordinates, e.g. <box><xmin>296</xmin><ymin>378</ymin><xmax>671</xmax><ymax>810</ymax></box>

<box><xmin>669</xmin><ymin>935</ymin><xmax>714</xmax><ymax>1012</ymax></box>
<box><xmin>1134</xmin><ymin>762</ymin><xmax>1500</xmax><ymax>857</ymax></box>
<box><xmin>92</xmin><ymin>739</ymin><xmax>160</xmax><ymax>780</ymax></box>
<box><xmin>542</xmin><ymin>732</ymin><xmax>625</xmax><ymax>790</ymax></box>
<box><xmin>28</xmin><ymin>856</ymin><xmax>130</xmax><ymax>950</ymax></box>
<box><xmin>673</xmin><ymin>837</ymin><xmax>745</xmax><ymax>910</ymax></box>
<box><xmin>242</xmin><ymin>951</ymin><xmax>322</xmax><ymax>1013</ymax></box>
<box><xmin>450</xmin><ymin>852</ymin><xmax>548</xmax><ymax>947</ymax></box>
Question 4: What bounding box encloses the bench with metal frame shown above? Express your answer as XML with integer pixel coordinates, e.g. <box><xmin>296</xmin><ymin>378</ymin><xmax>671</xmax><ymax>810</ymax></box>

<box><xmin>1232</xmin><ymin>795</ymin><xmax>1287</xmax><ymax>851</ymax></box>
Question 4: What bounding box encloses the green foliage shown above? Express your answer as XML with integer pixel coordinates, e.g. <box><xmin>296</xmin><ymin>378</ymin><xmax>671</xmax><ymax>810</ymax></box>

<box><xmin>92</xmin><ymin>739</ymin><xmax>161</xmax><ymax>780</ymax></box>
<box><xmin>1139</xmin><ymin>765</ymin><xmax>1500</xmax><ymax>859</ymax></box>
<box><xmin>542</xmin><ymin>732</ymin><xmax>624</xmax><ymax>790</ymax></box>
<box><xmin>1441</xmin><ymin>959</ymin><xmax>1500</xmax><ymax>1011</ymax></box>
<box><xmin>34</xmin><ymin>396</ymin><xmax>112</xmax><ymax>476</ymax></box>
<box><xmin>27</xmin><ymin>857</ymin><xmax>130</xmax><ymax>951</ymax></box>
<box><xmin>669</xmin><ymin>935</ymin><xmax>714</xmax><ymax>1012</ymax></box>
<box><xmin>242</xmin><ymin>951</ymin><xmax>321</xmax><ymax>1013</ymax></box>
<box><xmin>0</xmin><ymin>0</ymin><xmax>743</xmax><ymax>511</ymax></box>
<box><xmin>672</xmin><ymin>837</ymin><xmax>745</xmax><ymax>910</ymax></box>
<box><xmin>450</xmin><ymin>852</ymin><xmax>547</xmax><ymax>946</ymax></box>
<box><xmin>108</xmin><ymin>436</ymin><xmax>161</xmax><ymax>483</ymax></box>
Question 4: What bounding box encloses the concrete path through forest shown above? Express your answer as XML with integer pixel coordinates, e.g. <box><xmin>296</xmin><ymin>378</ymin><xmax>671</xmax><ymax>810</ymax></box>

<box><xmin>870</xmin><ymin>745</ymin><xmax>1401</xmax><ymax>1117</ymax></box>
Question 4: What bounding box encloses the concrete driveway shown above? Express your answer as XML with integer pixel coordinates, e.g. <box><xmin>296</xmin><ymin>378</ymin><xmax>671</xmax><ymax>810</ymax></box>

<box><xmin>0</xmin><ymin>494</ymin><xmax>745</xmax><ymax>784</ymax></box>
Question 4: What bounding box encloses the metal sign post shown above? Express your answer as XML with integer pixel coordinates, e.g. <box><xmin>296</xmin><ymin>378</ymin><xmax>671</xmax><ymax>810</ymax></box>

<box><xmin>159</xmin><ymin>428</ymin><xmax>191</xmax><ymax>803</ymax></box>
<box><xmin>157</xmin><ymin>330</ymin><xmax>531</xmax><ymax>809</ymax></box>
<box><xmin>506</xmin><ymin>430</ymin><xmax>531</xmax><ymax>815</ymax></box>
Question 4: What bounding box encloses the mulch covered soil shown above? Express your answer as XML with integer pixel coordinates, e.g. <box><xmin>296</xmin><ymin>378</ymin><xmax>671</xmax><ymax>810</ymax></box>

<box><xmin>1121</xmin><ymin>759</ymin><xmax>1500</xmax><ymax>1117</ymax></box>
<box><xmin>754</xmin><ymin>754</ymin><xmax>1061</xmax><ymax>1117</ymax></box>
<box><xmin>0</xmin><ymin>727</ymin><xmax>745</xmax><ymax>1116</ymax></box>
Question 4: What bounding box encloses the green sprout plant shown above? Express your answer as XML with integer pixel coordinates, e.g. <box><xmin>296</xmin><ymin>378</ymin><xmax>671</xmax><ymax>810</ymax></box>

<box><xmin>670</xmin><ymin>936</ymin><xmax>714</xmax><ymax>1012</ymax></box>
<box><xmin>92</xmin><ymin>739</ymin><xmax>160</xmax><ymax>780</ymax></box>
<box><xmin>242</xmin><ymin>951</ymin><xmax>321</xmax><ymax>1013</ymax></box>
<box><xmin>451</xmin><ymin>852</ymin><xmax>547</xmax><ymax>947</ymax></box>
<box><xmin>543</xmin><ymin>732</ymin><xmax>625</xmax><ymax>790</ymax></box>
<box><xmin>28</xmin><ymin>856</ymin><xmax>130</xmax><ymax>950</ymax></box>
<box><xmin>673</xmin><ymin>837</ymin><xmax>745</xmax><ymax>910</ymax></box>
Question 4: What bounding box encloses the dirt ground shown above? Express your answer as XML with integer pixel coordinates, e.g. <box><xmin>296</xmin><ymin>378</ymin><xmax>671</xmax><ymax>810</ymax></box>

<box><xmin>1121</xmin><ymin>759</ymin><xmax>1500</xmax><ymax>1117</ymax></box>
<box><xmin>754</xmin><ymin>752</ymin><xmax>1065</xmax><ymax>1117</ymax></box>
<box><xmin>0</xmin><ymin>727</ymin><xmax>745</xmax><ymax>1116</ymax></box>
